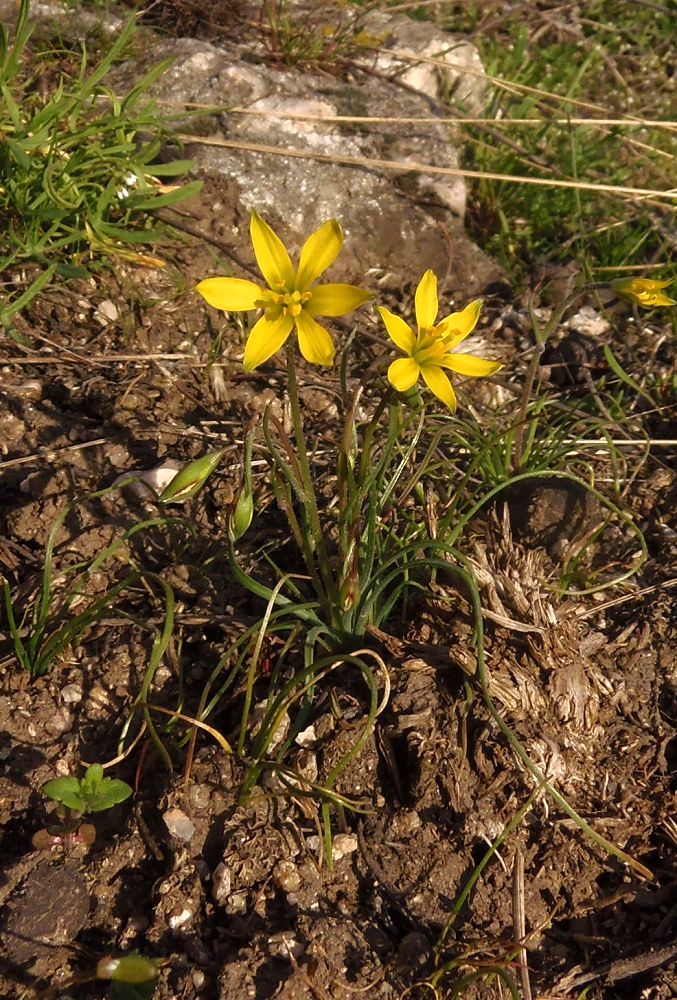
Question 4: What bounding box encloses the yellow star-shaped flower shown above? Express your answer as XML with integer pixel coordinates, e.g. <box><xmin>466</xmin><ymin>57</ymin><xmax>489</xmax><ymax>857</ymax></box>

<box><xmin>377</xmin><ymin>270</ymin><xmax>503</xmax><ymax>412</ymax></box>
<box><xmin>196</xmin><ymin>211</ymin><xmax>371</xmax><ymax>371</ymax></box>
<box><xmin>611</xmin><ymin>276</ymin><xmax>675</xmax><ymax>309</ymax></box>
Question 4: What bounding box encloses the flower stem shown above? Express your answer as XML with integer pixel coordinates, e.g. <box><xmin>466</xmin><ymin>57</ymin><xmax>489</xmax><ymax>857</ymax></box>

<box><xmin>285</xmin><ymin>342</ymin><xmax>340</xmax><ymax>623</ymax></box>
<box><xmin>511</xmin><ymin>282</ymin><xmax>603</xmax><ymax>473</ymax></box>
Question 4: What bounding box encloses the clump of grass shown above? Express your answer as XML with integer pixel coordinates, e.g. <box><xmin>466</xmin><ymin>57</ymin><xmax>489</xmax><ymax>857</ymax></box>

<box><xmin>0</xmin><ymin>0</ymin><xmax>202</xmax><ymax>329</ymax></box>
<box><xmin>1</xmin><ymin>452</ymin><xmax>222</xmax><ymax>679</ymax></box>
<box><xmin>429</xmin><ymin>0</ymin><xmax>675</xmax><ymax>278</ymax></box>
<box><xmin>259</xmin><ymin>0</ymin><xmax>381</xmax><ymax>69</ymax></box>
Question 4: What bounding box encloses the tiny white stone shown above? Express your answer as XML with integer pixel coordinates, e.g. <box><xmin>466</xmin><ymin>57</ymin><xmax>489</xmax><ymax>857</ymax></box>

<box><xmin>211</xmin><ymin>862</ymin><xmax>231</xmax><ymax>905</ymax></box>
<box><xmin>162</xmin><ymin>807</ymin><xmax>195</xmax><ymax>842</ymax></box>
<box><xmin>332</xmin><ymin>834</ymin><xmax>358</xmax><ymax>861</ymax></box>
<box><xmin>61</xmin><ymin>683</ymin><xmax>83</xmax><ymax>704</ymax></box>
<box><xmin>168</xmin><ymin>907</ymin><xmax>193</xmax><ymax>930</ymax></box>
<box><xmin>295</xmin><ymin>723</ymin><xmax>318</xmax><ymax>747</ymax></box>
<box><xmin>273</xmin><ymin>860</ymin><xmax>301</xmax><ymax>893</ymax></box>
<box><xmin>95</xmin><ymin>299</ymin><xmax>119</xmax><ymax>323</ymax></box>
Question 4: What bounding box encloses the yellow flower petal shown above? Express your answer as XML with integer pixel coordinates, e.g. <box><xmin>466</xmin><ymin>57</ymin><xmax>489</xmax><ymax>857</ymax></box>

<box><xmin>306</xmin><ymin>283</ymin><xmax>372</xmax><ymax>317</ymax></box>
<box><xmin>295</xmin><ymin>310</ymin><xmax>335</xmax><ymax>366</ymax></box>
<box><xmin>295</xmin><ymin>219</ymin><xmax>343</xmax><ymax>290</ymax></box>
<box><xmin>243</xmin><ymin>311</ymin><xmax>294</xmax><ymax>372</ymax></box>
<box><xmin>196</xmin><ymin>277</ymin><xmax>263</xmax><ymax>311</ymax></box>
<box><xmin>438</xmin><ymin>299</ymin><xmax>483</xmax><ymax>347</ymax></box>
<box><xmin>377</xmin><ymin>306</ymin><xmax>416</xmax><ymax>354</ymax></box>
<box><xmin>250</xmin><ymin>211</ymin><xmax>295</xmax><ymax>291</ymax></box>
<box><xmin>442</xmin><ymin>353</ymin><xmax>503</xmax><ymax>378</ymax></box>
<box><xmin>420</xmin><ymin>364</ymin><xmax>457</xmax><ymax>411</ymax></box>
<box><xmin>388</xmin><ymin>357</ymin><xmax>420</xmax><ymax>393</ymax></box>
<box><xmin>414</xmin><ymin>270</ymin><xmax>438</xmax><ymax>331</ymax></box>
<box><xmin>646</xmin><ymin>292</ymin><xmax>677</xmax><ymax>307</ymax></box>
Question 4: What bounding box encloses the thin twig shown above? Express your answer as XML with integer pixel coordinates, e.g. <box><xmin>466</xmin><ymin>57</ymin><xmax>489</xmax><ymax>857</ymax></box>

<box><xmin>512</xmin><ymin>848</ymin><xmax>532</xmax><ymax>1000</ymax></box>
<box><xmin>178</xmin><ymin>134</ymin><xmax>676</xmax><ymax>201</ymax></box>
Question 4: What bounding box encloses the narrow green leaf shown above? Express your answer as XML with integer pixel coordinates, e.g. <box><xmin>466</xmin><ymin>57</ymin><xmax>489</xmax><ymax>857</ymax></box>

<box><xmin>126</xmin><ymin>179</ymin><xmax>202</xmax><ymax>212</ymax></box>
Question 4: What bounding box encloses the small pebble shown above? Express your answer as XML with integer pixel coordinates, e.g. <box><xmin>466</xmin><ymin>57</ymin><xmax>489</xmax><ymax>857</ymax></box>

<box><xmin>273</xmin><ymin>860</ymin><xmax>301</xmax><ymax>893</ymax></box>
<box><xmin>95</xmin><ymin>299</ymin><xmax>119</xmax><ymax>324</ymax></box>
<box><xmin>306</xmin><ymin>833</ymin><xmax>357</xmax><ymax>862</ymax></box>
<box><xmin>211</xmin><ymin>862</ymin><xmax>231</xmax><ymax>905</ymax></box>
<box><xmin>168</xmin><ymin>906</ymin><xmax>193</xmax><ymax>930</ymax></box>
<box><xmin>61</xmin><ymin>683</ymin><xmax>83</xmax><ymax>704</ymax></box>
<box><xmin>295</xmin><ymin>723</ymin><xmax>318</xmax><ymax>747</ymax></box>
<box><xmin>332</xmin><ymin>834</ymin><xmax>358</xmax><ymax>861</ymax></box>
<box><xmin>162</xmin><ymin>808</ymin><xmax>195</xmax><ymax>842</ymax></box>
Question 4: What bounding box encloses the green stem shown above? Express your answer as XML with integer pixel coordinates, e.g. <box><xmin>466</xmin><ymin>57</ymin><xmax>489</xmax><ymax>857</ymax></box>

<box><xmin>511</xmin><ymin>282</ymin><xmax>604</xmax><ymax>473</ymax></box>
<box><xmin>225</xmin><ymin>534</ymin><xmax>322</xmax><ymax>628</ymax></box>
<box><xmin>435</xmin><ymin>788</ymin><xmax>540</xmax><ymax>954</ymax></box>
<box><xmin>357</xmin><ymin>387</ymin><xmax>394</xmax><ymax>489</ymax></box>
<box><xmin>285</xmin><ymin>342</ymin><xmax>340</xmax><ymax>619</ymax></box>
<box><xmin>455</xmin><ymin>552</ymin><xmax>653</xmax><ymax>882</ymax></box>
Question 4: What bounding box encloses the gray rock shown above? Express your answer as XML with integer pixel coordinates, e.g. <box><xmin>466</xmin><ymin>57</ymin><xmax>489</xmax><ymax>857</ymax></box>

<box><xmin>126</xmin><ymin>24</ymin><xmax>500</xmax><ymax>295</ymax></box>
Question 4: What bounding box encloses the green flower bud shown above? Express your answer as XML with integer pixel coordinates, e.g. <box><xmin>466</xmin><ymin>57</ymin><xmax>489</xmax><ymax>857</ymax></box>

<box><xmin>231</xmin><ymin>488</ymin><xmax>254</xmax><ymax>541</ymax></box>
<box><xmin>158</xmin><ymin>450</ymin><xmax>223</xmax><ymax>503</ymax></box>
<box><xmin>230</xmin><ymin>420</ymin><xmax>256</xmax><ymax>542</ymax></box>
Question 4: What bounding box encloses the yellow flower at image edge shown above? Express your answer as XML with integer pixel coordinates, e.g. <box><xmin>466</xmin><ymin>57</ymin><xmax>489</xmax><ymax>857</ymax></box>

<box><xmin>196</xmin><ymin>211</ymin><xmax>371</xmax><ymax>371</ymax></box>
<box><xmin>377</xmin><ymin>270</ymin><xmax>503</xmax><ymax>412</ymax></box>
<box><xmin>611</xmin><ymin>276</ymin><xmax>676</xmax><ymax>309</ymax></box>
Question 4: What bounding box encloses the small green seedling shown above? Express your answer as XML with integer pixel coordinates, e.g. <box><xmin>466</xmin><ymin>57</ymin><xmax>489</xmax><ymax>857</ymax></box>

<box><xmin>33</xmin><ymin>764</ymin><xmax>132</xmax><ymax>852</ymax></box>
<box><xmin>43</xmin><ymin>763</ymin><xmax>133</xmax><ymax>814</ymax></box>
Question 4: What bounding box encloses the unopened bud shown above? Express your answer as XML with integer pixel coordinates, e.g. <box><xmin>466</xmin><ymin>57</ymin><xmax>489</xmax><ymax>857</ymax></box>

<box><xmin>158</xmin><ymin>450</ymin><xmax>223</xmax><ymax>503</ymax></box>
<box><xmin>230</xmin><ymin>420</ymin><xmax>256</xmax><ymax>541</ymax></box>
<box><xmin>339</xmin><ymin>575</ymin><xmax>360</xmax><ymax>612</ymax></box>
<box><xmin>231</xmin><ymin>488</ymin><xmax>253</xmax><ymax>541</ymax></box>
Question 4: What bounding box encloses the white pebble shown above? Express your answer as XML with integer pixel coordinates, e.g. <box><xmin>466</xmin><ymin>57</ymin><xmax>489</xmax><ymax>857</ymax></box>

<box><xmin>61</xmin><ymin>683</ymin><xmax>83</xmax><ymax>704</ymax></box>
<box><xmin>162</xmin><ymin>808</ymin><xmax>195</xmax><ymax>842</ymax></box>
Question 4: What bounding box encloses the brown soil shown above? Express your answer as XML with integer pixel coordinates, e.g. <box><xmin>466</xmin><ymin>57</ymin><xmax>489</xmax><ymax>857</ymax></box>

<box><xmin>1</xmin><ymin>26</ymin><xmax>676</xmax><ymax>1000</ymax></box>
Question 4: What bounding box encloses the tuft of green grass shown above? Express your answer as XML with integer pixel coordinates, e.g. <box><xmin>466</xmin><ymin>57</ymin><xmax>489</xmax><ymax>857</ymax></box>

<box><xmin>400</xmin><ymin>0</ymin><xmax>675</xmax><ymax>278</ymax></box>
<box><xmin>0</xmin><ymin>453</ymin><xmax>221</xmax><ymax>679</ymax></box>
<box><xmin>0</xmin><ymin>0</ymin><xmax>202</xmax><ymax>329</ymax></box>
<box><xmin>259</xmin><ymin>0</ymin><xmax>382</xmax><ymax>69</ymax></box>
